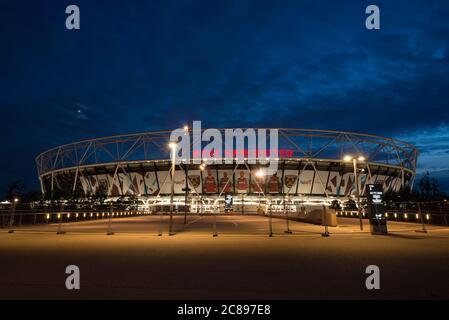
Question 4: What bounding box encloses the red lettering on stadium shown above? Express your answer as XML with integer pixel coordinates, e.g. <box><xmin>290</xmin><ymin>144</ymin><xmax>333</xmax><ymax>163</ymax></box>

<box><xmin>191</xmin><ymin>149</ymin><xmax>293</xmax><ymax>158</ymax></box>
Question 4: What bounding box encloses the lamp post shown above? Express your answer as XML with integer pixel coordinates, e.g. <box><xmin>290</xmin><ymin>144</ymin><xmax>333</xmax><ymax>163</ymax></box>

<box><xmin>184</xmin><ymin>164</ymin><xmax>188</xmax><ymax>224</ymax></box>
<box><xmin>7</xmin><ymin>198</ymin><xmax>19</xmax><ymax>233</ymax></box>
<box><xmin>169</xmin><ymin>141</ymin><xmax>177</xmax><ymax>236</ymax></box>
<box><xmin>268</xmin><ymin>201</ymin><xmax>273</xmax><ymax>237</ymax></box>
<box><xmin>344</xmin><ymin>155</ymin><xmax>365</xmax><ymax>231</ymax></box>
<box><xmin>183</xmin><ymin>125</ymin><xmax>189</xmax><ymax>224</ymax></box>
<box><xmin>107</xmin><ymin>203</ymin><xmax>114</xmax><ymax>235</ymax></box>
<box><xmin>256</xmin><ymin>169</ymin><xmax>263</xmax><ymax>216</ymax></box>
<box><xmin>56</xmin><ymin>202</ymin><xmax>66</xmax><ymax>234</ymax></box>
<box><xmin>199</xmin><ymin>163</ymin><xmax>206</xmax><ymax>216</ymax></box>
<box><xmin>157</xmin><ymin>193</ymin><xmax>162</xmax><ymax>236</ymax></box>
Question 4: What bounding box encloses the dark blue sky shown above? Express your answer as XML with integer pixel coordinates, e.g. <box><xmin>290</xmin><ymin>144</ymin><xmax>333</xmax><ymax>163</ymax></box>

<box><xmin>1</xmin><ymin>0</ymin><xmax>449</xmax><ymax>194</ymax></box>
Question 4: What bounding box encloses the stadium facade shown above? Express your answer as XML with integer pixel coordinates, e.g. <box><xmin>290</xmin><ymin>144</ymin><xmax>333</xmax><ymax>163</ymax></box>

<box><xmin>35</xmin><ymin>128</ymin><xmax>418</xmax><ymax>213</ymax></box>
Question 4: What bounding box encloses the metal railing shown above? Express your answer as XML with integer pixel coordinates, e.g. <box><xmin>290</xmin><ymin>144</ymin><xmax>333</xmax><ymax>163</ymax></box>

<box><xmin>2</xmin><ymin>200</ymin><xmax>448</xmax><ymax>237</ymax></box>
<box><xmin>0</xmin><ymin>208</ymin><xmax>150</xmax><ymax>228</ymax></box>
<box><xmin>336</xmin><ymin>210</ymin><xmax>449</xmax><ymax>226</ymax></box>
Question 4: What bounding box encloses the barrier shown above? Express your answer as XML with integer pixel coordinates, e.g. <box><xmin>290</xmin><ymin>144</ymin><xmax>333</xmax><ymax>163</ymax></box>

<box><xmin>1</xmin><ymin>202</ymin><xmax>448</xmax><ymax>237</ymax></box>
<box><xmin>335</xmin><ymin>210</ymin><xmax>448</xmax><ymax>226</ymax></box>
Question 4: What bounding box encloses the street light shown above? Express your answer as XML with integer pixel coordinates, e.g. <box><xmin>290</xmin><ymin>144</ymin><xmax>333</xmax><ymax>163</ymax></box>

<box><xmin>198</xmin><ymin>163</ymin><xmax>206</xmax><ymax>215</ymax></box>
<box><xmin>181</xmin><ymin>125</ymin><xmax>190</xmax><ymax>225</ymax></box>
<box><xmin>344</xmin><ymin>155</ymin><xmax>365</xmax><ymax>231</ymax></box>
<box><xmin>8</xmin><ymin>198</ymin><xmax>19</xmax><ymax>233</ymax></box>
<box><xmin>168</xmin><ymin>141</ymin><xmax>177</xmax><ymax>235</ymax></box>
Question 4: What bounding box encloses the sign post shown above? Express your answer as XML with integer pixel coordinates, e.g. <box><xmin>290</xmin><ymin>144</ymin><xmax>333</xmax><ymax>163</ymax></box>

<box><xmin>367</xmin><ymin>184</ymin><xmax>388</xmax><ymax>235</ymax></box>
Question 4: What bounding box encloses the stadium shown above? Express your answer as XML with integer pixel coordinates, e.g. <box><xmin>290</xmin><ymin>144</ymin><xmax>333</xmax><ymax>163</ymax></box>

<box><xmin>35</xmin><ymin>128</ymin><xmax>418</xmax><ymax>215</ymax></box>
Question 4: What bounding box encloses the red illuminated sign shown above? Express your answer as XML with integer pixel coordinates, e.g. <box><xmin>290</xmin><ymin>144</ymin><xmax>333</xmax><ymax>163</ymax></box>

<box><xmin>192</xmin><ymin>149</ymin><xmax>293</xmax><ymax>158</ymax></box>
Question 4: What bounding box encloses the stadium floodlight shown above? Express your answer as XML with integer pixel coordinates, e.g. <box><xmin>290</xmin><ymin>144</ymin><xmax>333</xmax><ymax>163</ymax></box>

<box><xmin>7</xmin><ymin>198</ymin><xmax>20</xmax><ymax>233</ymax></box>
<box><xmin>342</xmin><ymin>154</ymin><xmax>366</xmax><ymax>231</ymax></box>
<box><xmin>256</xmin><ymin>169</ymin><xmax>264</xmax><ymax>177</ymax></box>
<box><xmin>344</xmin><ymin>155</ymin><xmax>365</xmax><ymax>163</ymax></box>
<box><xmin>169</xmin><ymin>141</ymin><xmax>177</xmax><ymax>236</ymax></box>
<box><xmin>183</xmin><ymin>125</ymin><xmax>189</xmax><ymax>132</ymax></box>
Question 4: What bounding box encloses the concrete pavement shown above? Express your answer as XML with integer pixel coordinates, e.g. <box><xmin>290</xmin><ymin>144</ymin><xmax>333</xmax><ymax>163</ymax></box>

<box><xmin>1</xmin><ymin>215</ymin><xmax>449</xmax><ymax>299</ymax></box>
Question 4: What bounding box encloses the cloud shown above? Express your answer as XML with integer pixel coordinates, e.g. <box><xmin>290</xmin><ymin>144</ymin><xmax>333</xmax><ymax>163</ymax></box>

<box><xmin>1</xmin><ymin>0</ymin><xmax>449</xmax><ymax>192</ymax></box>
<box><xmin>395</xmin><ymin>126</ymin><xmax>449</xmax><ymax>173</ymax></box>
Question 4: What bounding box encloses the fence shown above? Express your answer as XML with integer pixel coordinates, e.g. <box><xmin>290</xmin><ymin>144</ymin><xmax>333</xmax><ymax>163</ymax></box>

<box><xmin>0</xmin><ymin>208</ymin><xmax>149</xmax><ymax>228</ymax></box>
<box><xmin>336</xmin><ymin>209</ymin><xmax>449</xmax><ymax>226</ymax></box>
<box><xmin>1</xmin><ymin>202</ymin><xmax>449</xmax><ymax>236</ymax></box>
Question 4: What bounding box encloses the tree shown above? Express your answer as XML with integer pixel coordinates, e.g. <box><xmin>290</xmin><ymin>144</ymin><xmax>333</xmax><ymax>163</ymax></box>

<box><xmin>418</xmin><ymin>172</ymin><xmax>444</xmax><ymax>200</ymax></box>
<box><xmin>93</xmin><ymin>180</ymin><xmax>108</xmax><ymax>205</ymax></box>
<box><xmin>383</xmin><ymin>185</ymin><xmax>419</xmax><ymax>206</ymax></box>
<box><xmin>418</xmin><ymin>172</ymin><xmax>432</xmax><ymax>200</ymax></box>
<box><xmin>329</xmin><ymin>199</ymin><xmax>341</xmax><ymax>210</ymax></box>
<box><xmin>4</xmin><ymin>180</ymin><xmax>27</xmax><ymax>200</ymax></box>
<box><xmin>431</xmin><ymin>177</ymin><xmax>440</xmax><ymax>198</ymax></box>
<box><xmin>21</xmin><ymin>191</ymin><xmax>43</xmax><ymax>203</ymax></box>
<box><xmin>4</xmin><ymin>180</ymin><xmax>43</xmax><ymax>202</ymax></box>
<box><xmin>344</xmin><ymin>198</ymin><xmax>357</xmax><ymax>210</ymax></box>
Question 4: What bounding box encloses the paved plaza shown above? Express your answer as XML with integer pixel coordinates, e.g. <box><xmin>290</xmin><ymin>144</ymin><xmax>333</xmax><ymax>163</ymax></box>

<box><xmin>1</xmin><ymin>215</ymin><xmax>449</xmax><ymax>299</ymax></box>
